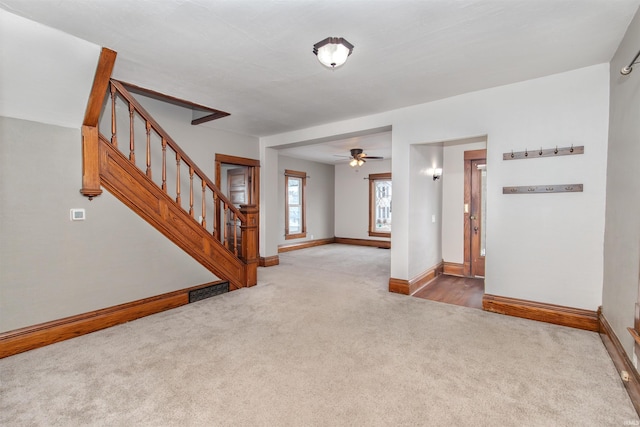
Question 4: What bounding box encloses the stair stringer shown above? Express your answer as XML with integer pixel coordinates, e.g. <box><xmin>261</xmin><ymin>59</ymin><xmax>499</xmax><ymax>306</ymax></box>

<box><xmin>98</xmin><ymin>135</ymin><xmax>245</xmax><ymax>290</ymax></box>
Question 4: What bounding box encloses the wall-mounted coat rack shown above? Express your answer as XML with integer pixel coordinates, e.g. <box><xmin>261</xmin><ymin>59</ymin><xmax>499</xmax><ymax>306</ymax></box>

<box><xmin>503</xmin><ymin>145</ymin><xmax>584</xmax><ymax>160</ymax></box>
<box><xmin>502</xmin><ymin>184</ymin><xmax>583</xmax><ymax>194</ymax></box>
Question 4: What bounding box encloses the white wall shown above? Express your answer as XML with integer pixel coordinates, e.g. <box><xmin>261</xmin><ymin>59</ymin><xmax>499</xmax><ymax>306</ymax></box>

<box><xmin>262</xmin><ymin>64</ymin><xmax>610</xmax><ymax>310</ymax></box>
<box><xmin>603</xmin><ymin>8</ymin><xmax>640</xmax><ymax>360</ymax></box>
<box><xmin>111</xmin><ymin>93</ymin><xmax>260</xmax><ymax>166</ymax></box>
<box><xmin>409</xmin><ymin>144</ymin><xmax>443</xmax><ymax>278</ymax></box>
<box><xmin>0</xmin><ymin>117</ymin><xmax>217</xmax><ymax>332</ymax></box>
<box><xmin>442</xmin><ymin>138</ymin><xmax>487</xmax><ymax>264</ymax></box>
<box><xmin>278</xmin><ymin>155</ymin><xmax>335</xmax><ymax>245</ymax></box>
<box><xmin>0</xmin><ymin>9</ymin><xmax>99</xmax><ymax>129</ymax></box>
<box><xmin>334</xmin><ymin>159</ymin><xmax>391</xmax><ymax>240</ymax></box>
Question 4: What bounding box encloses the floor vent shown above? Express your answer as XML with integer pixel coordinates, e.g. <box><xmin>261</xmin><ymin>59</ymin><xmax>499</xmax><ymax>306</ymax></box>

<box><xmin>189</xmin><ymin>282</ymin><xmax>229</xmax><ymax>303</ymax></box>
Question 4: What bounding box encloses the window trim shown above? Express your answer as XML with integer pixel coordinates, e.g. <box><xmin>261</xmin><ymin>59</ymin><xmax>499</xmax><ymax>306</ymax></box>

<box><xmin>285</xmin><ymin>169</ymin><xmax>307</xmax><ymax>240</ymax></box>
<box><xmin>369</xmin><ymin>172</ymin><xmax>392</xmax><ymax>238</ymax></box>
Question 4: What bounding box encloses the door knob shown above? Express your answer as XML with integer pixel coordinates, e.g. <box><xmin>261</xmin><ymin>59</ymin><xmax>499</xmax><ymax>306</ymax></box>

<box><xmin>470</xmin><ymin>215</ymin><xmax>477</xmax><ymax>220</ymax></box>
<box><xmin>474</xmin><ymin>226</ymin><xmax>478</xmax><ymax>234</ymax></box>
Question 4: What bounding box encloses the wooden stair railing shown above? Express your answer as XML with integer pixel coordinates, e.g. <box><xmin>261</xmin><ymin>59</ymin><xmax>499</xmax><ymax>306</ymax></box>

<box><xmin>106</xmin><ymin>80</ymin><xmax>246</xmax><ymax>254</ymax></box>
<box><xmin>82</xmin><ymin>72</ymin><xmax>257</xmax><ymax>289</ymax></box>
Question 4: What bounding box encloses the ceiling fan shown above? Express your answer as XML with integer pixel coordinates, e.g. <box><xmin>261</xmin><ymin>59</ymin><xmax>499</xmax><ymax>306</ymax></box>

<box><xmin>346</xmin><ymin>148</ymin><xmax>384</xmax><ymax>167</ymax></box>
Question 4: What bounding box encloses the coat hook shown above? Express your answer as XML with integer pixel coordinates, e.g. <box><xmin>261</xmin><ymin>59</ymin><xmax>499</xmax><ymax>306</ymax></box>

<box><xmin>510</xmin><ymin>150</ymin><xmax>514</xmax><ymax>158</ymax></box>
<box><xmin>570</xmin><ymin>144</ymin><xmax>574</xmax><ymax>153</ymax></box>
<box><xmin>539</xmin><ymin>147</ymin><xmax>543</xmax><ymax>156</ymax></box>
<box><xmin>554</xmin><ymin>146</ymin><xmax>558</xmax><ymax>154</ymax></box>
<box><xmin>525</xmin><ymin>148</ymin><xmax>528</xmax><ymax>157</ymax></box>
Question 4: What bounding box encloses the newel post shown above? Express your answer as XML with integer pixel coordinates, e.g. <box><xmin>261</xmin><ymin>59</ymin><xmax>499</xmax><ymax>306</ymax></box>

<box><xmin>80</xmin><ymin>47</ymin><xmax>117</xmax><ymax>200</ymax></box>
<box><xmin>239</xmin><ymin>205</ymin><xmax>259</xmax><ymax>287</ymax></box>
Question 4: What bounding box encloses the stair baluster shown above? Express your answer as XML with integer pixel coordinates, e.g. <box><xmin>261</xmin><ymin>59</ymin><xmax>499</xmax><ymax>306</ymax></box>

<box><xmin>128</xmin><ymin>104</ymin><xmax>135</xmax><ymax>163</ymax></box>
<box><xmin>145</xmin><ymin>121</ymin><xmax>152</xmax><ymax>178</ymax></box>
<box><xmin>110</xmin><ymin>84</ymin><xmax>118</xmax><ymax>147</ymax></box>
<box><xmin>201</xmin><ymin>181</ymin><xmax>207</xmax><ymax>228</ymax></box>
<box><xmin>90</xmin><ymin>79</ymin><xmax>257</xmax><ymax>288</ymax></box>
<box><xmin>176</xmin><ymin>153</ymin><xmax>181</xmax><ymax>206</ymax></box>
<box><xmin>189</xmin><ymin>166</ymin><xmax>194</xmax><ymax>217</ymax></box>
<box><xmin>161</xmin><ymin>138</ymin><xmax>167</xmax><ymax>192</ymax></box>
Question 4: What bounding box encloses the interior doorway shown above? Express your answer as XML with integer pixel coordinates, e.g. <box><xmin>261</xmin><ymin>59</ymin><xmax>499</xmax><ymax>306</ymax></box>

<box><xmin>215</xmin><ymin>154</ymin><xmax>260</xmax><ymax>254</ymax></box>
<box><xmin>464</xmin><ymin>149</ymin><xmax>487</xmax><ymax>277</ymax></box>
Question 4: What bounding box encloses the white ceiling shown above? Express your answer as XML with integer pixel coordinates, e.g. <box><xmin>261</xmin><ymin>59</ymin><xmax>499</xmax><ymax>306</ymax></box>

<box><xmin>278</xmin><ymin>129</ymin><xmax>393</xmax><ymax>165</ymax></box>
<box><xmin>1</xmin><ymin>1</ymin><xmax>638</xmax><ymax>151</ymax></box>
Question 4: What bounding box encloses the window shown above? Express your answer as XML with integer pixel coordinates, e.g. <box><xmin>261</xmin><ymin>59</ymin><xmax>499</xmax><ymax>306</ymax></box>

<box><xmin>285</xmin><ymin>169</ymin><xmax>306</xmax><ymax>239</ymax></box>
<box><xmin>369</xmin><ymin>173</ymin><xmax>392</xmax><ymax>237</ymax></box>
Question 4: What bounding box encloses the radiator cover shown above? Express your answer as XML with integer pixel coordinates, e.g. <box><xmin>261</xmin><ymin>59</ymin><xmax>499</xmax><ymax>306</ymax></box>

<box><xmin>189</xmin><ymin>282</ymin><xmax>229</xmax><ymax>303</ymax></box>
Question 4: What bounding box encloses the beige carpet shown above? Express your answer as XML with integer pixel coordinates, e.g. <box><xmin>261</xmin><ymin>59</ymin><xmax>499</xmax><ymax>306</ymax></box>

<box><xmin>1</xmin><ymin>244</ymin><xmax>637</xmax><ymax>426</ymax></box>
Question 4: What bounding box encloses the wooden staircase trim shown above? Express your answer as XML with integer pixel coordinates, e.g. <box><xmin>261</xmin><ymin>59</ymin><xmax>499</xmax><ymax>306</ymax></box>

<box><xmin>81</xmin><ymin>47</ymin><xmax>116</xmax><ymax>199</ymax></box>
<box><xmin>116</xmin><ymin>80</ymin><xmax>230</xmax><ymax>125</ymax></box>
<box><xmin>0</xmin><ymin>280</ymin><xmax>228</xmax><ymax>359</ymax></box>
<box><xmin>99</xmin><ymin>135</ymin><xmax>246</xmax><ymax>290</ymax></box>
<box><xmin>109</xmin><ymin>80</ymin><xmax>244</xmax><ymax>223</ymax></box>
<box><xmin>84</xmin><ymin>48</ymin><xmax>117</xmax><ymax>127</ymax></box>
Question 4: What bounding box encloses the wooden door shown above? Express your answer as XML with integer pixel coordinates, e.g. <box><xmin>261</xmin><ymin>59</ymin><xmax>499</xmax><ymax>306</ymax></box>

<box><xmin>470</xmin><ymin>159</ymin><xmax>486</xmax><ymax>277</ymax></box>
<box><xmin>226</xmin><ymin>167</ymin><xmax>249</xmax><ymax>252</ymax></box>
<box><xmin>464</xmin><ymin>149</ymin><xmax>487</xmax><ymax>277</ymax></box>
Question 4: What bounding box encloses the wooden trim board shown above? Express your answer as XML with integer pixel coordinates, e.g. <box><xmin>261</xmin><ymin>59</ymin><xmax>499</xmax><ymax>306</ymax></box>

<box><xmin>278</xmin><ymin>238</ymin><xmax>336</xmax><ymax>253</ymax></box>
<box><xmin>599</xmin><ymin>310</ymin><xmax>640</xmax><ymax>417</ymax></box>
<box><xmin>334</xmin><ymin>237</ymin><xmax>390</xmax><ymax>249</ymax></box>
<box><xmin>389</xmin><ymin>261</ymin><xmax>444</xmax><ymax>295</ymax></box>
<box><xmin>482</xmin><ymin>294</ymin><xmax>598</xmax><ymax>331</ymax></box>
<box><xmin>117</xmin><ymin>80</ymin><xmax>230</xmax><ymax>125</ymax></box>
<box><xmin>0</xmin><ymin>280</ymin><xmax>227</xmax><ymax>359</ymax></box>
<box><xmin>443</xmin><ymin>262</ymin><xmax>465</xmax><ymax>277</ymax></box>
<box><xmin>259</xmin><ymin>255</ymin><xmax>280</xmax><ymax>267</ymax></box>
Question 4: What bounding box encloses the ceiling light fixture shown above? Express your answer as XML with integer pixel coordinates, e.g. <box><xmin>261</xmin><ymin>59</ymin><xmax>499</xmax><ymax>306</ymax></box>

<box><xmin>313</xmin><ymin>37</ymin><xmax>354</xmax><ymax>69</ymax></box>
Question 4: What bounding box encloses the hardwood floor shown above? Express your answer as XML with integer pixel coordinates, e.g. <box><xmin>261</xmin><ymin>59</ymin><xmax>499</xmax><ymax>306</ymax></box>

<box><xmin>413</xmin><ymin>274</ymin><xmax>484</xmax><ymax>309</ymax></box>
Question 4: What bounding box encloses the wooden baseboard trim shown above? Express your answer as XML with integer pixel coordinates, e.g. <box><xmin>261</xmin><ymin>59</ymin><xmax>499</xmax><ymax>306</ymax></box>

<box><xmin>259</xmin><ymin>255</ymin><xmax>280</xmax><ymax>267</ymax></box>
<box><xmin>443</xmin><ymin>261</ymin><xmax>465</xmax><ymax>277</ymax></box>
<box><xmin>482</xmin><ymin>294</ymin><xmax>599</xmax><ymax>331</ymax></box>
<box><xmin>278</xmin><ymin>237</ymin><xmax>335</xmax><ymax>253</ymax></box>
<box><xmin>599</xmin><ymin>310</ymin><xmax>640</xmax><ymax>416</ymax></box>
<box><xmin>335</xmin><ymin>237</ymin><xmax>391</xmax><ymax>249</ymax></box>
<box><xmin>0</xmin><ymin>280</ymin><xmax>228</xmax><ymax>359</ymax></box>
<box><xmin>389</xmin><ymin>261</ymin><xmax>444</xmax><ymax>295</ymax></box>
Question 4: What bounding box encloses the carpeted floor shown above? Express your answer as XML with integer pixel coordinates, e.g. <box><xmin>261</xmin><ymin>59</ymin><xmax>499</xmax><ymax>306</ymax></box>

<box><xmin>1</xmin><ymin>244</ymin><xmax>638</xmax><ymax>426</ymax></box>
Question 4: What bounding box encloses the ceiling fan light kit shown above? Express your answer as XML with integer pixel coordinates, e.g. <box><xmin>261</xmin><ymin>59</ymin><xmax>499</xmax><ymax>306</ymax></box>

<box><xmin>348</xmin><ymin>148</ymin><xmax>383</xmax><ymax>167</ymax></box>
<box><xmin>313</xmin><ymin>37</ymin><xmax>354</xmax><ymax>69</ymax></box>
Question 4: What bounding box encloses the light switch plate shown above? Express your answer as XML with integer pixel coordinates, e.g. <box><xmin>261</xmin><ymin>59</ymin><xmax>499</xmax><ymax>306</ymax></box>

<box><xmin>70</xmin><ymin>208</ymin><xmax>86</xmax><ymax>221</ymax></box>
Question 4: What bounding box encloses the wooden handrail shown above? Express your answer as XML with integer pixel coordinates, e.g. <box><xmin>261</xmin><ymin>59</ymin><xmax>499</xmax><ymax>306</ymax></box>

<box><xmin>83</xmin><ymin>49</ymin><xmax>258</xmax><ymax>287</ymax></box>
<box><xmin>109</xmin><ymin>80</ymin><xmax>245</xmax><ymax>223</ymax></box>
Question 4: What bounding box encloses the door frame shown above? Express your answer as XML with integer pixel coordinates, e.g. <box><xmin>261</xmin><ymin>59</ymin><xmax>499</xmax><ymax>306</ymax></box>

<box><xmin>463</xmin><ymin>149</ymin><xmax>487</xmax><ymax>277</ymax></box>
<box><xmin>215</xmin><ymin>153</ymin><xmax>261</xmax><ymax>253</ymax></box>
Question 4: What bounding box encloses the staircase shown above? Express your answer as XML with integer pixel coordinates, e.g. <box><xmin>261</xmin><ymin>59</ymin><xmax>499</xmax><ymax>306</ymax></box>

<box><xmin>80</xmin><ymin>54</ymin><xmax>257</xmax><ymax>290</ymax></box>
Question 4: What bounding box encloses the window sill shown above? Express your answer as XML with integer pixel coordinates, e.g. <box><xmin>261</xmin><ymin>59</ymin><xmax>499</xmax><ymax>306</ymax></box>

<box><xmin>285</xmin><ymin>233</ymin><xmax>307</xmax><ymax>240</ymax></box>
<box><xmin>369</xmin><ymin>231</ymin><xmax>391</xmax><ymax>238</ymax></box>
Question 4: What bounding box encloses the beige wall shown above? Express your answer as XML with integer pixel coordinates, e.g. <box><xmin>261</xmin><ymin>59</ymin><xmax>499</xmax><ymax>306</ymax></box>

<box><xmin>334</xmin><ymin>159</ymin><xmax>392</xmax><ymax>241</ymax></box>
<box><xmin>0</xmin><ymin>116</ymin><xmax>217</xmax><ymax>332</ymax></box>
<box><xmin>262</xmin><ymin>64</ymin><xmax>610</xmax><ymax>310</ymax></box>
<box><xmin>408</xmin><ymin>144</ymin><xmax>443</xmax><ymax>278</ymax></box>
<box><xmin>277</xmin><ymin>155</ymin><xmax>335</xmax><ymax>245</ymax></box>
<box><xmin>603</xmin><ymin>7</ymin><xmax>640</xmax><ymax>364</ymax></box>
<box><xmin>441</xmin><ymin>138</ymin><xmax>487</xmax><ymax>265</ymax></box>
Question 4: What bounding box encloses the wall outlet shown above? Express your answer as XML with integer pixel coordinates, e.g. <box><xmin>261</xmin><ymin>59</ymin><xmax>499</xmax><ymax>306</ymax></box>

<box><xmin>432</xmin><ymin>214</ymin><xmax>436</xmax><ymax>223</ymax></box>
<box><xmin>309</xmin><ymin>234</ymin><xmax>314</xmax><ymax>239</ymax></box>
